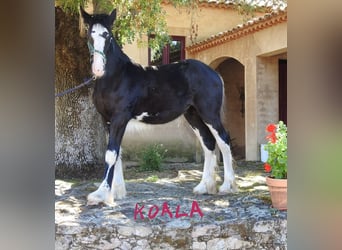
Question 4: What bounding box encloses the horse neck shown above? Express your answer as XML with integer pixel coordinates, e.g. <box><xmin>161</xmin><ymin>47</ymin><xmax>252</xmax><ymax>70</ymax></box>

<box><xmin>105</xmin><ymin>39</ymin><xmax>131</xmax><ymax>78</ymax></box>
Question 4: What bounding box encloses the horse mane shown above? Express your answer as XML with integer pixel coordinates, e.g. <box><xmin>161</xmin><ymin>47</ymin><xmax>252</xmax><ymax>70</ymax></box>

<box><xmin>87</xmin><ymin>14</ymin><xmax>112</xmax><ymax>31</ymax></box>
<box><xmin>81</xmin><ymin>7</ymin><xmax>116</xmax><ymax>31</ymax></box>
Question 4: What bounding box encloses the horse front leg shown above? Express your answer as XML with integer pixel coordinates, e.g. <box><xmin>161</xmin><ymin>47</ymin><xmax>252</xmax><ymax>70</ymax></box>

<box><xmin>111</xmin><ymin>148</ymin><xmax>126</xmax><ymax>200</ymax></box>
<box><xmin>87</xmin><ymin>113</ymin><xmax>130</xmax><ymax>206</ymax></box>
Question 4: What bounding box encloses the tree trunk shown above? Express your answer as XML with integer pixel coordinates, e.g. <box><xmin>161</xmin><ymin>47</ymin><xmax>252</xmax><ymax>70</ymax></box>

<box><xmin>55</xmin><ymin>7</ymin><xmax>106</xmax><ymax>178</ymax></box>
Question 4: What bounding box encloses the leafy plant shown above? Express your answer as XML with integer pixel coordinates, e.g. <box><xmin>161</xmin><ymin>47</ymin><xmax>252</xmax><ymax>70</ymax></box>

<box><xmin>139</xmin><ymin>144</ymin><xmax>167</xmax><ymax>171</ymax></box>
<box><xmin>146</xmin><ymin>175</ymin><xmax>159</xmax><ymax>182</ymax></box>
<box><xmin>56</xmin><ymin>0</ymin><xmax>284</xmax><ymax>49</ymax></box>
<box><xmin>264</xmin><ymin>121</ymin><xmax>287</xmax><ymax>179</ymax></box>
<box><xmin>56</xmin><ymin>0</ymin><xmax>197</xmax><ymax>49</ymax></box>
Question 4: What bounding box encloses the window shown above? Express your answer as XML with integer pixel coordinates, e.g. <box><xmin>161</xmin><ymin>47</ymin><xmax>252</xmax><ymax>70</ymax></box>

<box><xmin>278</xmin><ymin>59</ymin><xmax>287</xmax><ymax>124</ymax></box>
<box><xmin>148</xmin><ymin>36</ymin><xmax>185</xmax><ymax>66</ymax></box>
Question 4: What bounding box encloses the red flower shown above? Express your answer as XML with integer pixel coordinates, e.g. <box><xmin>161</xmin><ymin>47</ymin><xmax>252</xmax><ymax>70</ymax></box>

<box><xmin>266</xmin><ymin>133</ymin><xmax>277</xmax><ymax>143</ymax></box>
<box><xmin>264</xmin><ymin>163</ymin><xmax>272</xmax><ymax>172</ymax></box>
<box><xmin>266</xmin><ymin>124</ymin><xmax>277</xmax><ymax>133</ymax></box>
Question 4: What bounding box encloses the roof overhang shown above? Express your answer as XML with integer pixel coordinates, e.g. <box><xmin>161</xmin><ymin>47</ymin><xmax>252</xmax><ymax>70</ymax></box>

<box><xmin>186</xmin><ymin>9</ymin><xmax>287</xmax><ymax>54</ymax></box>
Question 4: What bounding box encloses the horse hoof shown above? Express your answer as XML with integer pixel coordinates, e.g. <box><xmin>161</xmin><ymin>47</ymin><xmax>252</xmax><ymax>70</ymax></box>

<box><xmin>87</xmin><ymin>184</ymin><xmax>114</xmax><ymax>206</ymax></box>
<box><xmin>218</xmin><ymin>181</ymin><xmax>239</xmax><ymax>194</ymax></box>
<box><xmin>193</xmin><ymin>182</ymin><xmax>207</xmax><ymax>194</ymax></box>
<box><xmin>193</xmin><ymin>180</ymin><xmax>217</xmax><ymax>194</ymax></box>
<box><xmin>87</xmin><ymin>193</ymin><xmax>104</xmax><ymax>206</ymax></box>
<box><xmin>113</xmin><ymin>184</ymin><xmax>127</xmax><ymax>200</ymax></box>
<box><xmin>87</xmin><ymin>194</ymin><xmax>114</xmax><ymax>206</ymax></box>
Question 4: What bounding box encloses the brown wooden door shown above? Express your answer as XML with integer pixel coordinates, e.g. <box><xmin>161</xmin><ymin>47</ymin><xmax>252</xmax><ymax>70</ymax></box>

<box><xmin>279</xmin><ymin>59</ymin><xmax>287</xmax><ymax>124</ymax></box>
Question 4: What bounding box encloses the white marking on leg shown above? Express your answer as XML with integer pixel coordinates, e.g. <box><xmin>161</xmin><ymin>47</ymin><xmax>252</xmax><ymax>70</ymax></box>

<box><xmin>206</xmin><ymin>124</ymin><xmax>238</xmax><ymax>193</ymax></box>
<box><xmin>105</xmin><ymin>150</ymin><xmax>116</xmax><ymax>166</ymax></box>
<box><xmin>135</xmin><ymin>112</ymin><xmax>149</xmax><ymax>121</ymax></box>
<box><xmin>111</xmin><ymin>149</ymin><xmax>126</xmax><ymax>199</ymax></box>
<box><xmin>87</xmin><ymin>179</ymin><xmax>113</xmax><ymax>206</ymax></box>
<box><xmin>104</xmin><ymin>149</ymin><xmax>117</xmax><ymax>184</ymax></box>
<box><xmin>87</xmin><ymin>150</ymin><xmax>117</xmax><ymax>206</ymax></box>
<box><xmin>192</xmin><ymin>129</ymin><xmax>217</xmax><ymax>194</ymax></box>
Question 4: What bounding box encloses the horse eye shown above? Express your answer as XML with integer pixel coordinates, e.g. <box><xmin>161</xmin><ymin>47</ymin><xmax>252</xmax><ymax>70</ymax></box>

<box><xmin>102</xmin><ymin>32</ymin><xmax>109</xmax><ymax>38</ymax></box>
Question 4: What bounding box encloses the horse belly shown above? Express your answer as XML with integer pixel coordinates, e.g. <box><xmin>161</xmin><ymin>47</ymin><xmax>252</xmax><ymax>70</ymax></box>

<box><xmin>135</xmin><ymin>110</ymin><xmax>183</xmax><ymax>124</ymax></box>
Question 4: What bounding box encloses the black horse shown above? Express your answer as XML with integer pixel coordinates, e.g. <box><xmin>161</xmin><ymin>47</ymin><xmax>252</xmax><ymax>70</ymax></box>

<box><xmin>80</xmin><ymin>8</ymin><xmax>237</xmax><ymax>205</ymax></box>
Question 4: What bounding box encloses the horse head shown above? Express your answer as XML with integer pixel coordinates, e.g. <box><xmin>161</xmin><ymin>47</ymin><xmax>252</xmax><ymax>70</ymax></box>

<box><xmin>80</xmin><ymin>7</ymin><xmax>116</xmax><ymax>78</ymax></box>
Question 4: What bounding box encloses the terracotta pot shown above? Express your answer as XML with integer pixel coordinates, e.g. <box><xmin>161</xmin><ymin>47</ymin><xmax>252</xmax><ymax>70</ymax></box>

<box><xmin>266</xmin><ymin>176</ymin><xmax>287</xmax><ymax>210</ymax></box>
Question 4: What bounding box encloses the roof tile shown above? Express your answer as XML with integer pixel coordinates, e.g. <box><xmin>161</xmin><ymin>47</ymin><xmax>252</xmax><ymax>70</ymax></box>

<box><xmin>186</xmin><ymin>9</ymin><xmax>287</xmax><ymax>53</ymax></box>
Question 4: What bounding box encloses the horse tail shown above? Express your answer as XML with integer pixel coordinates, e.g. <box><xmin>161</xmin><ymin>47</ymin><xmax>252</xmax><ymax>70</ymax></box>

<box><xmin>217</xmin><ymin>72</ymin><xmax>236</xmax><ymax>168</ymax></box>
<box><xmin>218</xmin><ymin>73</ymin><xmax>226</xmax><ymax>120</ymax></box>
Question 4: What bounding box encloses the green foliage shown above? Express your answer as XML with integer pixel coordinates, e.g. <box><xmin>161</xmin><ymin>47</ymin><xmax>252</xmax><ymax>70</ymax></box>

<box><xmin>234</xmin><ymin>0</ymin><xmax>287</xmax><ymax>20</ymax></box>
<box><xmin>56</xmin><ymin>0</ymin><xmax>285</xmax><ymax>49</ymax></box>
<box><xmin>139</xmin><ymin>144</ymin><xmax>166</xmax><ymax>172</ymax></box>
<box><xmin>264</xmin><ymin>121</ymin><xmax>287</xmax><ymax>179</ymax></box>
<box><xmin>112</xmin><ymin>0</ymin><xmax>171</xmax><ymax>48</ymax></box>
<box><xmin>56</xmin><ymin>0</ymin><xmax>196</xmax><ymax>49</ymax></box>
<box><xmin>146</xmin><ymin>175</ymin><xmax>159</xmax><ymax>182</ymax></box>
<box><xmin>55</xmin><ymin>0</ymin><xmax>87</xmax><ymax>14</ymax></box>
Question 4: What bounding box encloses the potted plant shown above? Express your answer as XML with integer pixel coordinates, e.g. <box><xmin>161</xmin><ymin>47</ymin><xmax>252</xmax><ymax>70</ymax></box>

<box><xmin>264</xmin><ymin>121</ymin><xmax>287</xmax><ymax>210</ymax></box>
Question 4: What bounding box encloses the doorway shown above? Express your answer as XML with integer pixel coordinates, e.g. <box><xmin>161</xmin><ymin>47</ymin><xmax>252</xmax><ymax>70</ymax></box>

<box><xmin>215</xmin><ymin>58</ymin><xmax>245</xmax><ymax>159</ymax></box>
<box><xmin>279</xmin><ymin>59</ymin><xmax>287</xmax><ymax>124</ymax></box>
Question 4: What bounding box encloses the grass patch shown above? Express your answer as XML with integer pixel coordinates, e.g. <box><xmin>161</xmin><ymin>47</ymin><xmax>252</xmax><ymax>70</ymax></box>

<box><xmin>257</xmin><ymin>194</ymin><xmax>272</xmax><ymax>204</ymax></box>
<box><xmin>139</xmin><ymin>144</ymin><xmax>167</xmax><ymax>172</ymax></box>
<box><xmin>146</xmin><ymin>175</ymin><xmax>159</xmax><ymax>182</ymax></box>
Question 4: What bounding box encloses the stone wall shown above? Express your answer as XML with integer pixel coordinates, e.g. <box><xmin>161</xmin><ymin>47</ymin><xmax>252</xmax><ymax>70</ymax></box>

<box><xmin>256</xmin><ymin>53</ymin><xmax>287</xmax><ymax>146</ymax></box>
<box><xmin>56</xmin><ymin>162</ymin><xmax>287</xmax><ymax>249</ymax></box>
<box><xmin>55</xmin><ymin>218</ymin><xmax>287</xmax><ymax>250</ymax></box>
<box><xmin>187</xmin><ymin>18</ymin><xmax>287</xmax><ymax>160</ymax></box>
<box><xmin>124</xmin><ymin>4</ymin><xmax>249</xmax><ymax>65</ymax></box>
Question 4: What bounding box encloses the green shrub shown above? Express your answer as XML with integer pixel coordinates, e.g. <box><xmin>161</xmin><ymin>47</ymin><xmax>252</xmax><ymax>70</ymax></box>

<box><xmin>146</xmin><ymin>175</ymin><xmax>159</xmax><ymax>182</ymax></box>
<box><xmin>139</xmin><ymin>144</ymin><xmax>166</xmax><ymax>171</ymax></box>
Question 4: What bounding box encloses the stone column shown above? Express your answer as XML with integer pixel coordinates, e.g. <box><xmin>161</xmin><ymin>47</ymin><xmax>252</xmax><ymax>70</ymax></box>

<box><xmin>244</xmin><ymin>57</ymin><xmax>258</xmax><ymax>160</ymax></box>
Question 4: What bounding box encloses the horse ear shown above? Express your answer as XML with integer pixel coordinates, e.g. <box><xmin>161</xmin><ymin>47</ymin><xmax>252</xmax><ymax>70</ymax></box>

<box><xmin>80</xmin><ymin>6</ymin><xmax>91</xmax><ymax>24</ymax></box>
<box><xmin>108</xmin><ymin>9</ymin><xmax>117</xmax><ymax>26</ymax></box>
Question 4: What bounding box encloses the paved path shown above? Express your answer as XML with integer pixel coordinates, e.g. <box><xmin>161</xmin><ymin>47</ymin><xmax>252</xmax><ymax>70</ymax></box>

<box><xmin>55</xmin><ymin>161</ymin><xmax>287</xmax><ymax>249</ymax></box>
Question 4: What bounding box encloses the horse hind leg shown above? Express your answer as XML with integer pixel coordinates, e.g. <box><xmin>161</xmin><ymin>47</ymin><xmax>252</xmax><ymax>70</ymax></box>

<box><xmin>184</xmin><ymin>107</ymin><xmax>217</xmax><ymax>194</ymax></box>
<box><xmin>205</xmin><ymin>120</ymin><xmax>238</xmax><ymax>193</ymax></box>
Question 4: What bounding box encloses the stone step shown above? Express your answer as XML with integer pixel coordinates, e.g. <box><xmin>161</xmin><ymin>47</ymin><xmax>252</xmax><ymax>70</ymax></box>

<box><xmin>55</xmin><ymin>162</ymin><xmax>287</xmax><ymax>249</ymax></box>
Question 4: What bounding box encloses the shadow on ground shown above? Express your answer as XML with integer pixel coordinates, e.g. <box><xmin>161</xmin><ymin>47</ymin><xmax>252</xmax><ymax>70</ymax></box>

<box><xmin>55</xmin><ymin>161</ymin><xmax>287</xmax><ymax>249</ymax></box>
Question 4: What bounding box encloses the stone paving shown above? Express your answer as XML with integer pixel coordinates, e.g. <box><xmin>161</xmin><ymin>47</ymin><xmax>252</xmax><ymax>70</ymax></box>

<box><xmin>55</xmin><ymin>161</ymin><xmax>287</xmax><ymax>249</ymax></box>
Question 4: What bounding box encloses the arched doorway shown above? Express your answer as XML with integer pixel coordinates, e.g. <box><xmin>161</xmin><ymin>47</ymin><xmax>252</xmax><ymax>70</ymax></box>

<box><xmin>211</xmin><ymin>57</ymin><xmax>245</xmax><ymax>159</ymax></box>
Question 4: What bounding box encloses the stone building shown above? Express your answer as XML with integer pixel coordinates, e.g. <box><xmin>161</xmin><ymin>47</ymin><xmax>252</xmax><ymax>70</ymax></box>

<box><xmin>55</xmin><ymin>1</ymin><xmax>287</xmax><ymax>167</ymax></box>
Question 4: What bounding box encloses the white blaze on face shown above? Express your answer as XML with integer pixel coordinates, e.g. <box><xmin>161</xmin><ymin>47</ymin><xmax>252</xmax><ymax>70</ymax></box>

<box><xmin>90</xmin><ymin>24</ymin><xmax>109</xmax><ymax>77</ymax></box>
